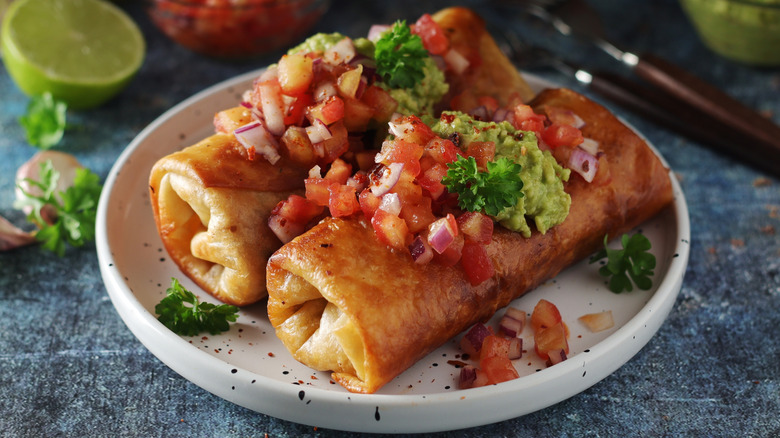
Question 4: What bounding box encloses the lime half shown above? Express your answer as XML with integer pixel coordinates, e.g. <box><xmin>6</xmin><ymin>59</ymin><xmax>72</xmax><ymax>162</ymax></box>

<box><xmin>1</xmin><ymin>0</ymin><xmax>145</xmax><ymax>109</ymax></box>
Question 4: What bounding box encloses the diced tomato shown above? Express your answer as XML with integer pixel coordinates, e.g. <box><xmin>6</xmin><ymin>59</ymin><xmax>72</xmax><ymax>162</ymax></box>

<box><xmin>514</xmin><ymin>104</ymin><xmax>547</xmax><ymax>134</ymax></box>
<box><xmin>534</xmin><ymin>322</ymin><xmax>569</xmax><ymax>361</ymax></box>
<box><xmin>399</xmin><ymin>196</ymin><xmax>436</xmax><ymax>233</ymax></box>
<box><xmin>461</xmin><ymin>240</ymin><xmax>495</xmax><ymax>286</ymax></box>
<box><xmin>541</xmin><ymin>123</ymin><xmax>584</xmax><ymax>149</ymax></box>
<box><xmin>412</xmin><ymin>13</ymin><xmax>449</xmax><ymax>55</ymax></box>
<box><xmin>424</xmin><ymin>137</ymin><xmax>459</xmax><ymax>165</ymax></box>
<box><xmin>324</xmin><ymin>158</ymin><xmax>352</xmax><ymax>184</ymax></box>
<box><xmin>280</xmin><ymin>126</ymin><xmax>316</xmax><ymax>167</ymax></box>
<box><xmin>361</xmin><ymin>85</ymin><xmax>398</xmax><ymax>123</ymax></box>
<box><xmin>480</xmin><ymin>335</ymin><xmax>512</xmax><ymax>359</ymax></box>
<box><xmin>317</xmin><ymin>121</ymin><xmax>350</xmax><ymax>163</ymax></box>
<box><xmin>457</xmin><ymin>212</ymin><xmax>493</xmax><ymax>244</ymax></box>
<box><xmin>282</xmin><ymin>93</ymin><xmax>312</xmax><ymax>126</ymax></box>
<box><xmin>465</xmin><ymin>141</ymin><xmax>496</xmax><ymax>170</ymax></box>
<box><xmin>328</xmin><ymin>184</ymin><xmax>359</xmax><ymax>218</ymax></box>
<box><xmin>304</xmin><ymin>178</ymin><xmax>332</xmax><ymax>206</ymax></box>
<box><xmin>278</xmin><ymin>53</ymin><xmax>314</xmax><ymax>95</ymax></box>
<box><xmin>389</xmin><ymin>115</ymin><xmax>436</xmax><ymax>145</ymax></box>
<box><xmin>307</xmin><ymin>95</ymin><xmax>345</xmax><ymax>125</ymax></box>
<box><xmin>377</xmin><ymin>138</ymin><xmax>424</xmax><ymax>176</ymax></box>
<box><xmin>417</xmin><ymin>163</ymin><xmax>448</xmax><ymax>200</ymax></box>
<box><xmin>354</xmin><ymin>150</ymin><xmax>377</xmax><ymax>172</ymax></box>
<box><xmin>271</xmin><ymin>194</ymin><xmax>324</xmax><ymax>224</ymax></box>
<box><xmin>213</xmin><ymin>106</ymin><xmax>252</xmax><ymax>134</ymax></box>
<box><xmin>390</xmin><ymin>170</ymin><xmax>424</xmax><ymax>204</ymax></box>
<box><xmin>371</xmin><ymin>208</ymin><xmax>410</xmax><ymax>249</ymax></box>
<box><xmin>480</xmin><ymin>355</ymin><xmax>519</xmax><ymax>384</ymax></box>
<box><xmin>342</xmin><ymin>96</ymin><xmax>374</xmax><ymax>132</ymax></box>
<box><xmin>359</xmin><ymin>189</ymin><xmax>381</xmax><ymax>219</ymax></box>
<box><xmin>530</xmin><ymin>299</ymin><xmax>563</xmax><ymax>333</ymax></box>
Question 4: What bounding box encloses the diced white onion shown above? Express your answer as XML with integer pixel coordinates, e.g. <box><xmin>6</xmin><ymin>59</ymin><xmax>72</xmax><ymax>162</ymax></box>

<box><xmin>305</xmin><ymin>119</ymin><xmax>333</xmax><ymax>144</ymax></box>
<box><xmin>308</xmin><ymin>165</ymin><xmax>322</xmax><ymax>179</ymax></box>
<box><xmin>258</xmin><ymin>82</ymin><xmax>285</xmax><ymax>136</ymax></box>
<box><xmin>324</xmin><ymin>37</ymin><xmax>356</xmax><ymax>65</ymax></box>
<box><xmin>367</xmin><ymin>24</ymin><xmax>391</xmax><ymax>42</ymax></box>
<box><xmin>314</xmin><ymin>81</ymin><xmax>338</xmax><ymax>102</ymax></box>
<box><xmin>579</xmin><ymin>137</ymin><xmax>600</xmax><ymax>156</ymax></box>
<box><xmin>267</xmin><ymin>214</ymin><xmax>303</xmax><ymax>244</ymax></box>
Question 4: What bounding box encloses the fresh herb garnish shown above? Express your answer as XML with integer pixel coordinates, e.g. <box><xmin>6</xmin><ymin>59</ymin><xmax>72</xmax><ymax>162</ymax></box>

<box><xmin>374</xmin><ymin>20</ymin><xmax>429</xmax><ymax>89</ymax></box>
<box><xmin>155</xmin><ymin>278</ymin><xmax>239</xmax><ymax>336</ymax></box>
<box><xmin>442</xmin><ymin>155</ymin><xmax>524</xmax><ymax>216</ymax></box>
<box><xmin>19</xmin><ymin>93</ymin><xmax>67</xmax><ymax>150</ymax></box>
<box><xmin>14</xmin><ymin>160</ymin><xmax>102</xmax><ymax>256</ymax></box>
<box><xmin>590</xmin><ymin>233</ymin><xmax>656</xmax><ymax>293</ymax></box>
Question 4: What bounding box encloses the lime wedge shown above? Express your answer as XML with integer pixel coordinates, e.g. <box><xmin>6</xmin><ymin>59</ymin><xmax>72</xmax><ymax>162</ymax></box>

<box><xmin>1</xmin><ymin>0</ymin><xmax>145</xmax><ymax>109</ymax></box>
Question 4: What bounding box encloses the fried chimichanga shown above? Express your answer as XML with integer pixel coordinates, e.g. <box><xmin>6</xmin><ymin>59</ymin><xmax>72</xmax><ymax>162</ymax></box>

<box><xmin>266</xmin><ymin>88</ymin><xmax>674</xmax><ymax>394</ymax></box>
<box><xmin>149</xmin><ymin>133</ymin><xmax>308</xmax><ymax>306</ymax></box>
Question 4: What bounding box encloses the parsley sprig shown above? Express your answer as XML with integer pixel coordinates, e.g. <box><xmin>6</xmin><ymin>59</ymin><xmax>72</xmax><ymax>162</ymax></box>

<box><xmin>14</xmin><ymin>160</ymin><xmax>103</xmax><ymax>256</ymax></box>
<box><xmin>442</xmin><ymin>155</ymin><xmax>524</xmax><ymax>216</ymax></box>
<box><xmin>19</xmin><ymin>93</ymin><xmax>67</xmax><ymax>150</ymax></box>
<box><xmin>590</xmin><ymin>233</ymin><xmax>656</xmax><ymax>293</ymax></box>
<box><xmin>374</xmin><ymin>20</ymin><xmax>429</xmax><ymax>89</ymax></box>
<box><xmin>155</xmin><ymin>278</ymin><xmax>239</xmax><ymax>336</ymax></box>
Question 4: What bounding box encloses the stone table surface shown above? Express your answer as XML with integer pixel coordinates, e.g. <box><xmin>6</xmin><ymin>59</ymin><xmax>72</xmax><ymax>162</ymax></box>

<box><xmin>1</xmin><ymin>0</ymin><xmax>779</xmax><ymax>436</ymax></box>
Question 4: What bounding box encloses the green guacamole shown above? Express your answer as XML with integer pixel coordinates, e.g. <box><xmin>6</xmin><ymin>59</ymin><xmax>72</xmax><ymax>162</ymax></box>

<box><xmin>680</xmin><ymin>0</ymin><xmax>780</xmax><ymax>65</ymax></box>
<box><xmin>426</xmin><ymin>112</ymin><xmax>571</xmax><ymax>237</ymax></box>
<box><xmin>287</xmin><ymin>33</ymin><xmax>448</xmax><ymax>116</ymax></box>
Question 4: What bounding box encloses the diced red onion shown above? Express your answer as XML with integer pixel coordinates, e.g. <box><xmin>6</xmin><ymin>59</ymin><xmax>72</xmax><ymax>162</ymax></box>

<box><xmin>444</xmin><ymin>48</ymin><xmax>469</xmax><ymax>74</ymax></box>
<box><xmin>408</xmin><ymin>235</ymin><xmax>434</xmax><ymax>264</ymax></box>
<box><xmin>368</xmin><ymin>24</ymin><xmax>391</xmax><ymax>42</ymax></box>
<box><xmin>468</xmin><ymin>105</ymin><xmax>489</xmax><ymax>121</ymax></box>
<box><xmin>459</xmin><ymin>365</ymin><xmax>477</xmax><ymax>389</ymax></box>
<box><xmin>579</xmin><ymin>137</ymin><xmax>600</xmax><ymax>156</ymax></box>
<box><xmin>258</xmin><ymin>82</ymin><xmax>285</xmax><ymax>136</ymax></box>
<box><xmin>568</xmin><ymin>147</ymin><xmax>599</xmax><ymax>183</ymax></box>
<box><xmin>0</xmin><ymin>215</ymin><xmax>36</xmax><ymax>251</ymax></box>
<box><xmin>314</xmin><ymin>81</ymin><xmax>337</xmax><ymax>102</ymax></box>
<box><xmin>460</xmin><ymin>323</ymin><xmax>491</xmax><ymax>356</ymax></box>
<box><xmin>324</xmin><ymin>37</ymin><xmax>356</xmax><ymax>65</ymax></box>
<box><xmin>378</xmin><ymin>193</ymin><xmax>401</xmax><ymax>216</ymax></box>
<box><xmin>548</xmin><ymin>349</ymin><xmax>568</xmax><ymax>365</ymax></box>
<box><xmin>267</xmin><ymin>214</ymin><xmax>304</xmax><ymax>244</ymax></box>
<box><xmin>506</xmin><ymin>337</ymin><xmax>523</xmax><ymax>360</ymax></box>
<box><xmin>234</xmin><ymin>121</ymin><xmax>281</xmax><ymax>164</ymax></box>
<box><xmin>369</xmin><ymin>162</ymin><xmax>404</xmax><ymax>196</ymax></box>
<box><xmin>571</xmin><ymin>113</ymin><xmax>586</xmax><ymax>128</ymax></box>
<box><xmin>504</xmin><ymin>307</ymin><xmax>526</xmax><ymax>327</ymax></box>
<box><xmin>305</xmin><ymin>119</ymin><xmax>333</xmax><ymax>144</ymax></box>
<box><xmin>427</xmin><ymin>216</ymin><xmax>456</xmax><ymax>254</ymax></box>
<box><xmin>239</xmin><ymin>101</ymin><xmax>252</xmax><ymax>109</ymax></box>
<box><xmin>346</xmin><ymin>171</ymin><xmax>369</xmax><ymax>192</ymax></box>
<box><xmin>499</xmin><ymin>315</ymin><xmax>524</xmax><ymax>338</ymax></box>
<box><xmin>492</xmin><ymin>108</ymin><xmax>511</xmax><ymax>123</ymax></box>
<box><xmin>432</xmin><ymin>54</ymin><xmax>447</xmax><ymax>72</ymax></box>
<box><xmin>355</xmin><ymin>76</ymin><xmax>368</xmax><ymax>99</ymax></box>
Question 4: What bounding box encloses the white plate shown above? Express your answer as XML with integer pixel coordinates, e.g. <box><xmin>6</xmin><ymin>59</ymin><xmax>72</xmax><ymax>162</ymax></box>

<box><xmin>96</xmin><ymin>70</ymin><xmax>690</xmax><ymax>434</ymax></box>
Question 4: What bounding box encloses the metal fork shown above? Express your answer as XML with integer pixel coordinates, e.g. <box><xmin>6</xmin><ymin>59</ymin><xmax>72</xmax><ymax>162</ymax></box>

<box><xmin>496</xmin><ymin>0</ymin><xmax>780</xmax><ymax>177</ymax></box>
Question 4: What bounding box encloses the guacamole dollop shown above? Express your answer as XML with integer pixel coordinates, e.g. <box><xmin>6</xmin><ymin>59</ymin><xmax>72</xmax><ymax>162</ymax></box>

<box><xmin>426</xmin><ymin>112</ymin><xmax>571</xmax><ymax>237</ymax></box>
<box><xmin>287</xmin><ymin>32</ymin><xmax>448</xmax><ymax>116</ymax></box>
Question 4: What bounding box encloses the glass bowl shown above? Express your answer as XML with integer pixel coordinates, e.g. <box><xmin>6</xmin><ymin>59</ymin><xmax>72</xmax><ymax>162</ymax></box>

<box><xmin>680</xmin><ymin>0</ymin><xmax>780</xmax><ymax>66</ymax></box>
<box><xmin>146</xmin><ymin>0</ymin><xmax>331</xmax><ymax>58</ymax></box>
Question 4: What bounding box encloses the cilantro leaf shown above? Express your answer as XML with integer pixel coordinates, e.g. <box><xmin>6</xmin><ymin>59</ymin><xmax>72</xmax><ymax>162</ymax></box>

<box><xmin>442</xmin><ymin>155</ymin><xmax>524</xmax><ymax>216</ymax></box>
<box><xmin>155</xmin><ymin>278</ymin><xmax>239</xmax><ymax>336</ymax></box>
<box><xmin>13</xmin><ymin>160</ymin><xmax>103</xmax><ymax>256</ymax></box>
<box><xmin>374</xmin><ymin>20</ymin><xmax>429</xmax><ymax>89</ymax></box>
<box><xmin>19</xmin><ymin>93</ymin><xmax>67</xmax><ymax>150</ymax></box>
<box><xmin>589</xmin><ymin>233</ymin><xmax>656</xmax><ymax>293</ymax></box>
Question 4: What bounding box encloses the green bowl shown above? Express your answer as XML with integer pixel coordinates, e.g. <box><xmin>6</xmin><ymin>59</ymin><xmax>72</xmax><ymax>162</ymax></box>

<box><xmin>680</xmin><ymin>0</ymin><xmax>780</xmax><ymax>66</ymax></box>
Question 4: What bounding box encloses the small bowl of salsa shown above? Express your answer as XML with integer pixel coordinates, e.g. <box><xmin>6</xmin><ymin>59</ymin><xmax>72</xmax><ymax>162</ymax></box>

<box><xmin>680</xmin><ymin>0</ymin><xmax>780</xmax><ymax>66</ymax></box>
<box><xmin>146</xmin><ymin>0</ymin><xmax>331</xmax><ymax>58</ymax></box>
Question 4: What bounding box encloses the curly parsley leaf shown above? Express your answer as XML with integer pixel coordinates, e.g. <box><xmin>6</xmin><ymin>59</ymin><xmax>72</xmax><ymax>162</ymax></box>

<box><xmin>442</xmin><ymin>155</ymin><xmax>524</xmax><ymax>216</ymax></box>
<box><xmin>155</xmin><ymin>278</ymin><xmax>239</xmax><ymax>336</ymax></box>
<box><xmin>589</xmin><ymin>233</ymin><xmax>656</xmax><ymax>293</ymax></box>
<box><xmin>19</xmin><ymin>93</ymin><xmax>67</xmax><ymax>150</ymax></box>
<box><xmin>14</xmin><ymin>160</ymin><xmax>103</xmax><ymax>256</ymax></box>
<box><xmin>374</xmin><ymin>20</ymin><xmax>429</xmax><ymax>89</ymax></box>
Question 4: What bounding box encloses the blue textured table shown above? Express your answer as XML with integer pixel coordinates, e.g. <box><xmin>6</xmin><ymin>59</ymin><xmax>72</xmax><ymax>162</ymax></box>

<box><xmin>1</xmin><ymin>0</ymin><xmax>779</xmax><ymax>436</ymax></box>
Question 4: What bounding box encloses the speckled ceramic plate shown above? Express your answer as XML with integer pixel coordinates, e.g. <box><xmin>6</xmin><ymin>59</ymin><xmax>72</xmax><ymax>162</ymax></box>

<box><xmin>96</xmin><ymin>69</ymin><xmax>690</xmax><ymax>434</ymax></box>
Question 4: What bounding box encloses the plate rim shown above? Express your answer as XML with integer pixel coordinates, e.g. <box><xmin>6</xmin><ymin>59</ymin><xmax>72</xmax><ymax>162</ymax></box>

<box><xmin>95</xmin><ymin>69</ymin><xmax>691</xmax><ymax>433</ymax></box>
